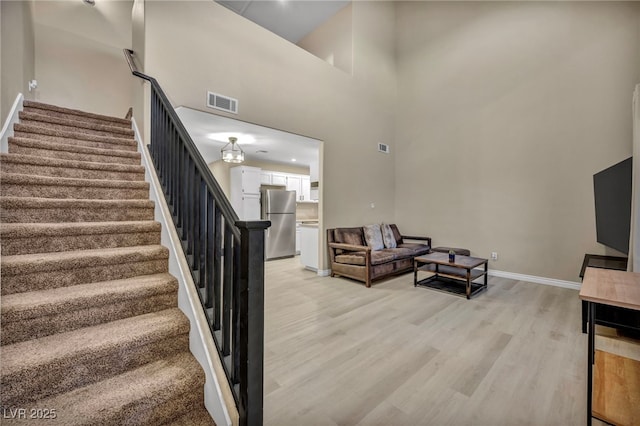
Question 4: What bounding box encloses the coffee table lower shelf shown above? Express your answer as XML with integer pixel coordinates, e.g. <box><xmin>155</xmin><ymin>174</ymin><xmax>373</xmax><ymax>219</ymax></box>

<box><xmin>416</xmin><ymin>274</ymin><xmax>487</xmax><ymax>298</ymax></box>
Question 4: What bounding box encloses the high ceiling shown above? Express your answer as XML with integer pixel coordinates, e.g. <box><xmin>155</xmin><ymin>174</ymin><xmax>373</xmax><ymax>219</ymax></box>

<box><xmin>216</xmin><ymin>0</ymin><xmax>350</xmax><ymax>43</ymax></box>
<box><xmin>175</xmin><ymin>107</ymin><xmax>321</xmax><ymax>169</ymax></box>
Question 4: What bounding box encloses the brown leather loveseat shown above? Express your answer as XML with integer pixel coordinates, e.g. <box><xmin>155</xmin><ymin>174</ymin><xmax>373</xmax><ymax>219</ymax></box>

<box><xmin>327</xmin><ymin>224</ymin><xmax>431</xmax><ymax>288</ymax></box>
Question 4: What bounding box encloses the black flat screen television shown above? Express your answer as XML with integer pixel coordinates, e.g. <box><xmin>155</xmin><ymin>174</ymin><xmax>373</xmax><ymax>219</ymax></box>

<box><xmin>593</xmin><ymin>157</ymin><xmax>632</xmax><ymax>254</ymax></box>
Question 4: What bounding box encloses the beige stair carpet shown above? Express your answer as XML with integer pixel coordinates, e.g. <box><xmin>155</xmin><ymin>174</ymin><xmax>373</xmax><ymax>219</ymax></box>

<box><xmin>0</xmin><ymin>100</ymin><xmax>215</xmax><ymax>425</ymax></box>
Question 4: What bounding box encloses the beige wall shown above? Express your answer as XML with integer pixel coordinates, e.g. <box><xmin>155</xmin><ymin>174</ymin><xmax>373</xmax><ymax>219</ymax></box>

<box><xmin>297</xmin><ymin>3</ymin><xmax>353</xmax><ymax>75</ymax></box>
<box><xmin>1</xmin><ymin>0</ymin><xmax>35</xmax><ymax>120</ymax></box>
<box><xmin>31</xmin><ymin>0</ymin><xmax>133</xmax><ymax>117</ymax></box>
<box><xmin>144</xmin><ymin>1</ymin><xmax>398</xmax><ymax>269</ymax></box>
<box><xmin>394</xmin><ymin>2</ymin><xmax>640</xmax><ymax>282</ymax></box>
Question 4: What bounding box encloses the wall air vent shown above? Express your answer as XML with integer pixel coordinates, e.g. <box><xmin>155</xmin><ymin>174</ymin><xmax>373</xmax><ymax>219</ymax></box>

<box><xmin>207</xmin><ymin>91</ymin><xmax>238</xmax><ymax>114</ymax></box>
<box><xmin>378</xmin><ymin>143</ymin><xmax>390</xmax><ymax>154</ymax></box>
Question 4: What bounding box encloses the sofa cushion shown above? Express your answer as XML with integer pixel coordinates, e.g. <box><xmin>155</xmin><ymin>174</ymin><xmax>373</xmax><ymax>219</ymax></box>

<box><xmin>335</xmin><ymin>252</ymin><xmax>367</xmax><ymax>266</ymax></box>
<box><xmin>388</xmin><ymin>247</ymin><xmax>415</xmax><ymax>260</ymax></box>
<box><xmin>363</xmin><ymin>224</ymin><xmax>384</xmax><ymax>251</ymax></box>
<box><xmin>370</xmin><ymin>250</ymin><xmax>396</xmax><ymax>265</ymax></box>
<box><xmin>381</xmin><ymin>223</ymin><xmax>397</xmax><ymax>248</ymax></box>
<box><xmin>334</xmin><ymin>227</ymin><xmax>365</xmax><ymax>246</ymax></box>
<box><xmin>398</xmin><ymin>242</ymin><xmax>430</xmax><ymax>257</ymax></box>
<box><xmin>390</xmin><ymin>224</ymin><xmax>403</xmax><ymax>245</ymax></box>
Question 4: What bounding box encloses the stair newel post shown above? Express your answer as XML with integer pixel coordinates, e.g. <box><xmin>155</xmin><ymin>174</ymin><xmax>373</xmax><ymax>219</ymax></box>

<box><xmin>235</xmin><ymin>220</ymin><xmax>270</xmax><ymax>426</ymax></box>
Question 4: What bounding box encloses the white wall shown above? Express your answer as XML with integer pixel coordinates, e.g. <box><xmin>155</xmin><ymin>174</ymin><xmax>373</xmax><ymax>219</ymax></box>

<box><xmin>31</xmin><ymin>0</ymin><xmax>133</xmax><ymax>117</ymax></box>
<box><xmin>394</xmin><ymin>1</ymin><xmax>640</xmax><ymax>282</ymax></box>
<box><xmin>1</xmin><ymin>0</ymin><xmax>35</xmax><ymax>120</ymax></box>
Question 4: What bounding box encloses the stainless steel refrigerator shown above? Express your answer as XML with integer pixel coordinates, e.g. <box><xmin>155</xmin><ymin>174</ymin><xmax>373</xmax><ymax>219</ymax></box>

<box><xmin>261</xmin><ymin>189</ymin><xmax>296</xmax><ymax>260</ymax></box>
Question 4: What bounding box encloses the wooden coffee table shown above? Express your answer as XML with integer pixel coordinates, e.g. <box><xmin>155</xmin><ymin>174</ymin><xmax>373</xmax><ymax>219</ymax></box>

<box><xmin>414</xmin><ymin>252</ymin><xmax>488</xmax><ymax>299</ymax></box>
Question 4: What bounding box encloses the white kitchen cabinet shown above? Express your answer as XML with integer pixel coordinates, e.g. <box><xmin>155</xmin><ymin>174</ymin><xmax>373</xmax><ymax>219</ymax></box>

<box><xmin>271</xmin><ymin>173</ymin><xmax>287</xmax><ymax>186</ymax></box>
<box><xmin>301</xmin><ymin>176</ymin><xmax>311</xmax><ymax>202</ymax></box>
<box><xmin>231</xmin><ymin>165</ymin><xmax>261</xmax><ymax>195</ymax></box>
<box><xmin>237</xmin><ymin>193</ymin><xmax>261</xmax><ymax>220</ymax></box>
<box><xmin>260</xmin><ymin>171</ymin><xmax>272</xmax><ymax>185</ymax></box>
<box><xmin>285</xmin><ymin>175</ymin><xmax>301</xmax><ymax>196</ymax></box>
<box><xmin>300</xmin><ymin>225</ymin><xmax>319</xmax><ymax>271</ymax></box>
<box><xmin>230</xmin><ymin>166</ymin><xmax>261</xmax><ymax>220</ymax></box>
<box><xmin>295</xmin><ymin>223</ymin><xmax>301</xmax><ymax>255</ymax></box>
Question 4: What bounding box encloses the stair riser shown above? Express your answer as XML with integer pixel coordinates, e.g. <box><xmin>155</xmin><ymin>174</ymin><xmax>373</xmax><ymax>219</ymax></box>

<box><xmin>1</xmin><ymin>183</ymin><xmax>149</xmax><ymax>201</ymax></box>
<box><xmin>1</xmin><ymin>259</ymin><xmax>168</xmax><ymax>295</ymax></box>
<box><xmin>9</xmin><ymin>144</ymin><xmax>140</xmax><ymax>165</ymax></box>
<box><xmin>1</xmin><ymin>231</ymin><xmax>161</xmax><ymax>256</ymax></box>
<box><xmin>0</xmin><ymin>161</ymin><xmax>145</xmax><ymax>182</ymax></box>
<box><xmin>20</xmin><ymin>118</ymin><xmax>134</xmax><ymax>139</ymax></box>
<box><xmin>22</xmin><ymin>107</ymin><xmax>132</xmax><ymax>130</ymax></box>
<box><xmin>1</xmin><ymin>293</ymin><xmax>178</xmax><ymax>345</ymax></box>
<box><xmin>23</xmin><ymin>101</ymin><xmax>132</xmax><ymax>128</ymax></box>
<box><xmin>0</xmin><ymin>205</ymin><xmax>155</xmax><ymax>224</ymax></box>
<box><xmin>14</xmin><ymin>130</ymin><xmax>137</xmax><ymax>151</ymax></box>
<box><xmin>129</xmin><ymin>389</ymin><xmax>207</xmax><ymax>426</ymax></box>
<box><xmin>0</xmin><ymin>334</ymin><xmax>190</xmax><ymax>407</ymax></box>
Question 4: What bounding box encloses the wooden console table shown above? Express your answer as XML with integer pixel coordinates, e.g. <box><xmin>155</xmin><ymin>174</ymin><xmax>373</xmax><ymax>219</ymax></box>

<box><xmin>579</xmin><ymin>267</ymin><xmax>640</xmax><ymax>426</ymax></box>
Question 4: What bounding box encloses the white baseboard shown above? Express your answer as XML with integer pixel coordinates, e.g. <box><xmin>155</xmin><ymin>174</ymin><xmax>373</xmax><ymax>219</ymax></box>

<box><xmin>317</xmin><ymin>269</ymin><xmax>331</xmax><ymax>277</ymax></box>
<box><xmin>488</xmin><ymin>269</ymin><xmax>581</xmax><ymax>290</ymax></box>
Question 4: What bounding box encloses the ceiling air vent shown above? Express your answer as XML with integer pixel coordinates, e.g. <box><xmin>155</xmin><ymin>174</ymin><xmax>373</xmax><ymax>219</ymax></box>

<box><xmin>378</xmin><ymin>143</ymin><xmax>390</xmax><ymax>154</ymax></box>
<box><xmin>207</xmin><ymin>91</ymin><xmax>238</xmax><ymax>114</ymax></box>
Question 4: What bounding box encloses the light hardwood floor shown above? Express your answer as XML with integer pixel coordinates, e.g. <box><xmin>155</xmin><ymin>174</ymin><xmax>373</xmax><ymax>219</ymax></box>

<box><xmin>264</xmin><ymin>257</ymin><xmax>590</xmax><ymax>426</ymax></box>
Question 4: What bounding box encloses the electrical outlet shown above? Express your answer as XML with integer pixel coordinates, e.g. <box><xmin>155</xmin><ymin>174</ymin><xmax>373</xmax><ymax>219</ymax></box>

<box><xmin>491</xmin><ymin>252</ymin><xmax>498</xmax><ymax>261</ymax></box>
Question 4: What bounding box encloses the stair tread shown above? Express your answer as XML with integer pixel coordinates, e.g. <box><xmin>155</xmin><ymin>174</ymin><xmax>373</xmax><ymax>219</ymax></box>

<box><xmin>0</xmin><ymin>220</ymin><xmax>160</xmax><ymax>237</ymax></box>
<box><xmin>14</xmin><ymin>123</ymin><xmax>135</xmax><ymax>145</ymax></box>
<box><xmin>19</xmin><ymin>352</ymin><xmax>204</xmax><ymax>426</ymax></box>
<box><xmin>0</xmin><ymin>196</ymin><xmax>154</xmax><ymax>209</ymax></box>
<box><xmin>0</xmin><ymin>172</ymin><xmax>149</xmax><ymax>189</ymax></box>
<box><xmin>23</xmin><ymin>100</ymin><xmax>131</xmax><ymax>126</ymax></box>
<box><xmin>1</xmin><ymin>244</ymin><xmax>168</xmax><ymax>276</ymax></box>
<box><xmin>1</xmin><ymin>273</ymin><xmax>177</xmax><ymax>321</ymax></box>
<box><xmin>0</xmin><ymin>153</ymin><xmax>145</xmax><ymax>173</ymax></box>
<box><xmin>19</xmin><ymin>110</ymin><xmax>134</xmax><ymax>137</ymax></box>
<box><xmin>9</xmin><ymin>136</ymin><xmax>139</xmax><ymax>158</ymax></box>
<box><xmin>0</xmin><ymin>308</ymin><xmax>189</xmax><ymax>376</ymax></box>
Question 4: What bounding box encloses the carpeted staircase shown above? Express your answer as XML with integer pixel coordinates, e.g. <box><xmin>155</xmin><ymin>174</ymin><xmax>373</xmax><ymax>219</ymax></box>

<box><xmin>0</xmin><ymin>101</ymin><xmax>215</xmax><ymax>425</ymax></box>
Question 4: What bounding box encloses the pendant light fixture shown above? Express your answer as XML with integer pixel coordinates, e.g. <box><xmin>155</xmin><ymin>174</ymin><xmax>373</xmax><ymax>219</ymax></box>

<box><xmin>221</xmin><ymin>136</ymin><xmax>244</xmax><ymax>163</ymax></box>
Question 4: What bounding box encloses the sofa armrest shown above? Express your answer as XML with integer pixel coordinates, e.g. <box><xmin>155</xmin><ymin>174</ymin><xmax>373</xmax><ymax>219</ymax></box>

<box><xmin>401</xmin><ymin>235</ymin><xmax>432</xmax><ymax>246</ymax></box>
<box><xmin>328</xmin><ymin>242</ymin><xmax>372</xmax><ymax>253</ymax></box>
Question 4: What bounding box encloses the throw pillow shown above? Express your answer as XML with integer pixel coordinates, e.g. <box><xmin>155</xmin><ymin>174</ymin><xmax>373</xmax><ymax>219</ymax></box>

<box><xmin>381</xmin><ymin>223</ymin><xmax>397</xmax><ymax>248</ymax></box>
<box><xmin>363</xmin><ymin>224</ymin><xmax>384</xmax><ymax>251</ymax></box>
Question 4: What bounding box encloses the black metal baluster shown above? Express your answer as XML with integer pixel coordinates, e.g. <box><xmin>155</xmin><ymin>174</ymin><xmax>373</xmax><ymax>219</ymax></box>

<box><xmin>212</xmin><ymin>209</ymin><xmax>222</xmax><ymax>317</ymax></box>
<box><xmin>232</xmin><ymin>234</ymin><xmax>241</xmax><ymax>385</ymax></box>
<box><xmin>199</xmin><ymin>179</ymin><xmax>207</xmax><ymax>289</ymax></box>
<box><xmin>193</xmin><ymin>170</ymin><xmax>201</xmax><ymax>280</ymax></box>
<box><xmin>206</xmin><ymin>190</ymin><xmax>214</xmax><ymax>310</ymax></box>
<box><xmin>223</xmin><ymin>223</ymin><xmax>233</xmax><ymax>356</ymax></box>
